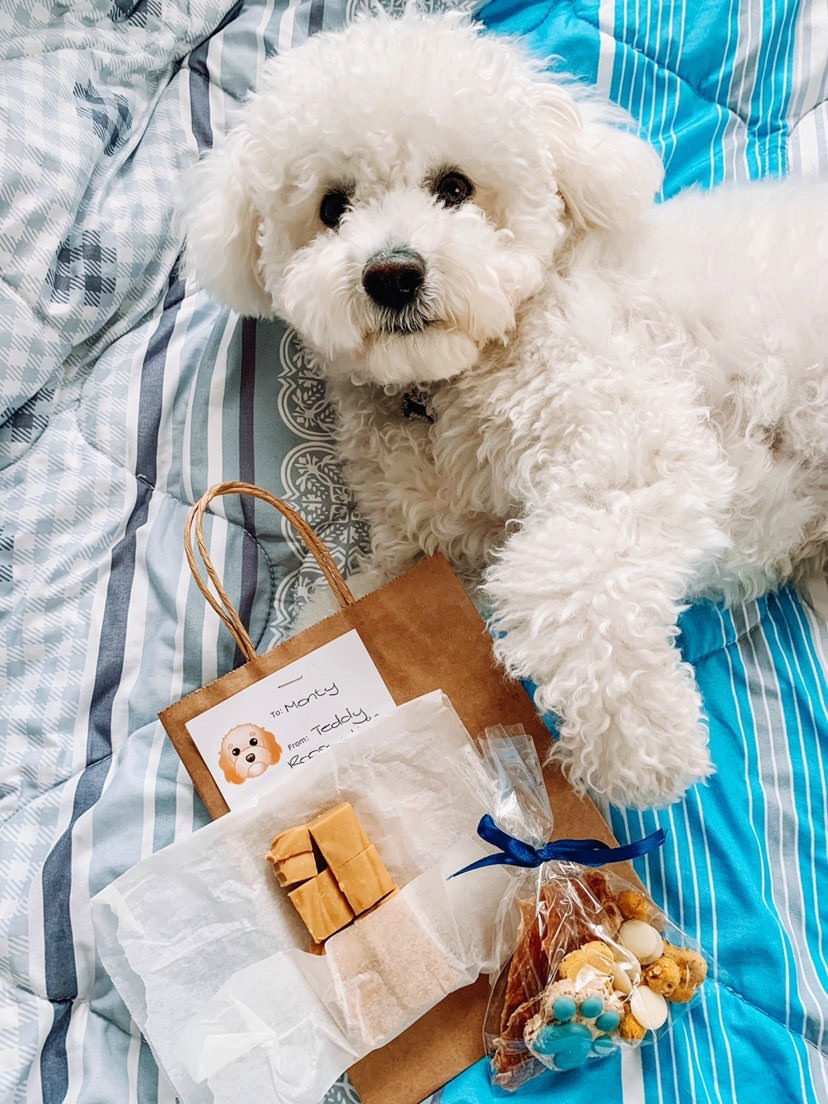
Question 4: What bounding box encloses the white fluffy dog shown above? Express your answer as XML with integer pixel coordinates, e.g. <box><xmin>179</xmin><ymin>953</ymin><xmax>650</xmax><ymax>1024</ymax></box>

<box><xmin>184</xmin><ymin>12</ymin><xmax>828</xmax><ymax>807</ymax></box>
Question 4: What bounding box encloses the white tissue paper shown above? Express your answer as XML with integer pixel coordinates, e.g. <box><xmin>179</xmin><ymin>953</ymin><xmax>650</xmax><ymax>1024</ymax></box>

<box><xmin>92</xmin><ymin>691</ymin><xmax>509</xmax><ymax>1104</ymax></box>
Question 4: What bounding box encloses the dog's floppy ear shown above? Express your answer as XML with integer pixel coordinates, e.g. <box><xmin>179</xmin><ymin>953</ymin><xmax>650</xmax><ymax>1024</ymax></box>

<box><xmin>261</xmin><ymin>727</ymin><xmax>282</xmax><ymax>763</ymax></box>
<box><xmin>182</xmin><ymin>129</ymin><xmax>275</xmax><ymax>318</ymax></box>
<box><xmin>537</xmin><ymin>84</ymin><xmax>664</xmax><ymax>232</ymax></box>
<box><xmin>218</xmin><ymin>741</ymin><xmax>243</xmax><ymax>785</ymax></box>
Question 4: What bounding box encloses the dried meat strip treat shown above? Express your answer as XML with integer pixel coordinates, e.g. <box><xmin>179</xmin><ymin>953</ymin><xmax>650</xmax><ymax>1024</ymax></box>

<box><xmin>569</xmin><ymin>869</ymin><xmax>624</xmax><ymax>941</ymax></box>
<box><xmin>492</xmin><ymin>879</ymin><xmax>581</xmax><ymax>1083</ymax></box>
<box><xmin>498</xmin><ymin>899</ymin><xmax>546</xmax><ymax>1035</ymax></box>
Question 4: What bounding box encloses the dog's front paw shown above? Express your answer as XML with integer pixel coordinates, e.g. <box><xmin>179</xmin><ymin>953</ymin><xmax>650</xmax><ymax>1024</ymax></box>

<box><xmin>542</xmin><ymin>664</ymin><xmax>714</xmax><ymax>808</ymax></box>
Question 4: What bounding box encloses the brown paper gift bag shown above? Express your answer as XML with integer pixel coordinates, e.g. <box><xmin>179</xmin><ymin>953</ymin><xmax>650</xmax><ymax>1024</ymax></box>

<box><xmin>161</xmin><ymin>481</ymin><xmax>626</xmax><ymax>1104</ymax></box>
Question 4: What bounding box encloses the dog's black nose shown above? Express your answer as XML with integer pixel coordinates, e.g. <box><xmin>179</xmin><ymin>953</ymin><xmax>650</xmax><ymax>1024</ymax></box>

<box><xmin>362</xmin><ymin>250</ymin><xmax>425</xmax><ymax>311</ymax></box>
<box><xmin>245</xmin><ymin>752</ymin><xmax>256</xmax><ymax>763</ymax></box>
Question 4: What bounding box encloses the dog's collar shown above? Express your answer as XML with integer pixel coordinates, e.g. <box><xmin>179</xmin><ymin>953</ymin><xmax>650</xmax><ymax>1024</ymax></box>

<box><xmin>401</xmin><ymin>387</ymin><xmax>437</xmax><ymax>424</ymax></box>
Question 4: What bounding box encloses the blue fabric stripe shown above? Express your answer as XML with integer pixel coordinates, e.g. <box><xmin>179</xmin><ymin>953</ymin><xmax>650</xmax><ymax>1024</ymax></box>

<box><xmin>606</xmin><ymin>1</ymin><xmax>731</xmax><ymax>191</ymax></box>
<box><xmin>187</xmin><ymin>0</ymin><xmax>245</xmax><ymax>151</ymax></box>
<box><xmin>39</xmin><ymin>999</ymin><xmax>73</xmax><ymax>1102</ymax></box>
<box><xmin>39</xmin><ymin>264</ymin><xmax>184</xmax><ymax>1095</ymax></box>
<box><xmin>761</xmin><ymin>592</ymin><xmax>828</xmax><ymax>1042</ymax></box>
<box><xmin>748</xmin><ymin>0</ymin><xmax>802</xmax><ymax>178</ymax></box>
<box><xmin>234</xmin><ymin>317</ymin><xmax>261</xmax><ymax>667</ymax></box>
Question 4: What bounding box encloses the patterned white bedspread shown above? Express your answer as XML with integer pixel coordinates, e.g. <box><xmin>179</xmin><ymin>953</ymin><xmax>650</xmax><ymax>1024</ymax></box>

<box><xmin>1</xmin><ymin>2</ymin><xmax>826</xmax><ymax>1103</ymax></box>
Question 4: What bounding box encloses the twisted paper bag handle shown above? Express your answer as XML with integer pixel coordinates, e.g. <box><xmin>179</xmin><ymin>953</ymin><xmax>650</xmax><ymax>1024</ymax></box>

<box><xmin>185</xmin><ymin>481</ymin><xmax>357</xmax><ymax>662</ymax></box>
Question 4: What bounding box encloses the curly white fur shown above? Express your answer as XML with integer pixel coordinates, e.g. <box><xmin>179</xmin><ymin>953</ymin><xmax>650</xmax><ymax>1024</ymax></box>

<box><xmin>183</xmin><ymin>11</ymin><xmax>828</xmax><ymax>807</ymax></box>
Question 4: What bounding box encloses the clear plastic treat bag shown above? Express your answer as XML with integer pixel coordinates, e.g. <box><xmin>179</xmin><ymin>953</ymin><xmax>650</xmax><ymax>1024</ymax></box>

<box><xmin>454</xmin><ymin>728</ymin><xmax>709</xmax><ymax>1091</ymax></box>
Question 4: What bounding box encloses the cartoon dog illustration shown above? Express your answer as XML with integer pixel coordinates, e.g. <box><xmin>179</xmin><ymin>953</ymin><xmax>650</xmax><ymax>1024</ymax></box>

<box><xmin>218</xmin><ymin>723</ymin><xmax>282</xmax><ymax>784</ymax></box>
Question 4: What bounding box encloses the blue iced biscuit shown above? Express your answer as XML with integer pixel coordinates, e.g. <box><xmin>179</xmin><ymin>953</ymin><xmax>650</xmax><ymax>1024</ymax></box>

<box><xmin>528</xmin><ymin>989</ymin><xmax>626</xmax><ymax>1072</ymax></box>
<box><xmin>579</xmin><ymin>995</ymin><xmax>604</xmax><ymax>1019</ymax></box>
<box><xmin>533</xmin><ymin>1021</ymin><xmax>593</xmax><ymax>1067</ymax></box>
<box><xmin>595</xmin><ymin>1009</ymin><xmax>621</xmax><ymax>1032</ymax></box>
<box><xmin>592</xmin><ymin>1034</ymin><xmax>618</xmax><ymax>1057</ymax></box>
<box><xmin>552</xmin><ymin>996</ymin><xmax>577</xmax><ymax>1022</ymax></box>
<box><xmin>556</xmin><ymin>1044</ymin><xmax>593</xmax><ymax>1071</ymax></box>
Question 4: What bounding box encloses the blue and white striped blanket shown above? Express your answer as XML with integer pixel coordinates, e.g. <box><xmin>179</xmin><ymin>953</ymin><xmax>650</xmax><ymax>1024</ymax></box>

<box><xmin>0</xmin><ymin>2</ymin><xmax>825</xmax><ymax>1103</ymax></box>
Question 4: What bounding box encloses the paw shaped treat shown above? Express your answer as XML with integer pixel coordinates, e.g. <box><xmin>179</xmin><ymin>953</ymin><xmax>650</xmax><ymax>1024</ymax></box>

<box><xmin>525</xmin><ymin>980</ymin><xmax>623</xmax><ymax>1071</ymax></box>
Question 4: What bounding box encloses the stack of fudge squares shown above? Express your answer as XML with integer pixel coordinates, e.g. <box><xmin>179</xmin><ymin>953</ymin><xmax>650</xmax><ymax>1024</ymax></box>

<box><xmin>267</xmin><ymin>802</ymin><xmax>397</xmax><ymax>947</ymax></box>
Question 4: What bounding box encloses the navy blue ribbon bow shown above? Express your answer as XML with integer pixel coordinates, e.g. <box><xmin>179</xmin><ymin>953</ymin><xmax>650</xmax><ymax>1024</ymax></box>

<box><xmin>450</xmin><ymin>814</ymin><xmax>666</xmax><ymax>878</ymax></box>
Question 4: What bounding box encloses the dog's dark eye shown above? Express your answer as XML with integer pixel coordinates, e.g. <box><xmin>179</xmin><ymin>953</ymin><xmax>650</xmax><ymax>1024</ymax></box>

<box><xmin>232</xmin><ymin>747</ymin><xmax>240</xmax><ymax>757</ymax></box>
<box><xmin>248</xmin><ymin>736</ymin><xmax>258</xmax><ymax>746</ymax></box>
<box><xmin>433</xmin><ymin>171</ymin><xmax>474</xmax><ymax>208</ymax></box>
<box><xmin>320</xmin><ymin>189</ymin><xmax>351</xmax><ymax>229</ymax></box>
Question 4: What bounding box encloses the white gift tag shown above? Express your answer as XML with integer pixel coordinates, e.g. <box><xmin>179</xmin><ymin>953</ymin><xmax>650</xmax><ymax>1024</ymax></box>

<box><xmin>185</xmin><ymin>630</ymin><xmax>395</xmax><ymax>811</ymax></box>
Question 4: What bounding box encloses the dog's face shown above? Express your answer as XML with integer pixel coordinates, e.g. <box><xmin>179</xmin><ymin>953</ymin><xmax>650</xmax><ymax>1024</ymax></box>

<box><xmin>218</xmin><ymin>723</ymin><xmax>282</xmax><ymax>785</ymax></box>
<box><xmin>185</xmin><ymin>13</ymin><xmax>661</xmax><ymax>386</ymax></box>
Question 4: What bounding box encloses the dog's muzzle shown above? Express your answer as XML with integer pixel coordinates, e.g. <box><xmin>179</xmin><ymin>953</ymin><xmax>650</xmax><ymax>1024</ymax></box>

<box><xmin>362</xmin><ymin>248</ymin><xmax>426</xmax><ymax>312</ymax></box>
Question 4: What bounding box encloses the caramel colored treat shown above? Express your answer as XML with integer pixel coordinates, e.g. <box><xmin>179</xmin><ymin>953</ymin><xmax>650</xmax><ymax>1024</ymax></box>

<box><xmin>492</xmin><ymin>900</ymin><xmax>546</xmax><ymax>1080</ymax></box>
<box><xmin>267</xmin><ymin>825</ymin><xmax>318</xmax><ymax>886</ymax></box>
<box><xmin>617</xmin><ymin>889</ymin><xmax>653</xmax><ymax>923</ymax></box>
<box><xmin>642</xmin><ymin>956</ymin><xmax>682</xmax><ymax>997</ymax></box>
<box><xmin>269</xmin><ymin>803</ymin><xmax>398</xmax><ymax>944</ymax></box>
<box><xmin>558</xmin><ymin>940</ymin><xmax>615</xmax><ymax>981</ymax></box>
<box><xmin>335</xmin><ymin>844</ymin><xmax>396</xmax><ymax>915</ymax></box>
<box><xmin>661</xmin><ymin>941</ymin><xmax>708</xmax><ymax>1001</ymax></box>
<box><xmin>619</xmin><ymin>1009</ymin><xmax>647</xmax><ymax>1041</ymax></box>
<box><xmin>494</xmin><ymin>881</ymin><xmax>579</xmax><ymax>1081</ymax></box>
<box><xmin>288</xmin><ymin>867</ymin><xmax>354</xmax><ymax>942</ymax></box>
<box><xmin>268</xmin><ymin>850</ymin><xmax>319</xmax><ymax>888</ymax></box>
<box><xmin>268</xmin><ymin>825</ymin><xmax>313</xmax><ymax>861</ymax></box>
<box><xmin>309</xmin><ymin>802</ymin><xmax>371</xmax><ymax>869</ymax></box>
<box><xmin>662</xmin><ymin>942</ymin><xmax>708</xmax><ymax>984</ymax></box>
<box><xmin>499</xmin><ymin>899</ymin><xmax>547</xmax><ymax>1036</ymax></box>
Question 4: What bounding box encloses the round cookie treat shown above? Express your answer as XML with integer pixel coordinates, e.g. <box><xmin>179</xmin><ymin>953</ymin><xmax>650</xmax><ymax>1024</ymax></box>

<box><xmin>619</xmin><ymin>1008</ymin><xmax>648</xmax><ymax>1042</ymax></box>
<box><xmin>616</xmin><ymin>889</ymin><xmax>652</xmax><ymax>922</ymax></box>
<box><xmin>642</xmin><ymin>955</ymin><xmax>682</xmax><ymax>997</ymax></box>
<box><xmin>559</xmin><ymin>940</ymin><xmax>615</xmax><ymax>982</ymax></box>
<box><xmin>629</xmin><ymin>985</ymin><xmax>669</xmax><ymax>1031</ymax></box>
<box><xmin>611</xmin><ymin>943</ymin><xmax>641</xmax><ymax>995</ymax></box>
<box><xmin>660</xmin><ymin>941</ymin><xmax>708</xmax><ymax>1002</ymax></box>
<box><xmin>618</xmin><ymin>919</ymin><xmax>664</xmax><ymax>965</ymax></box>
